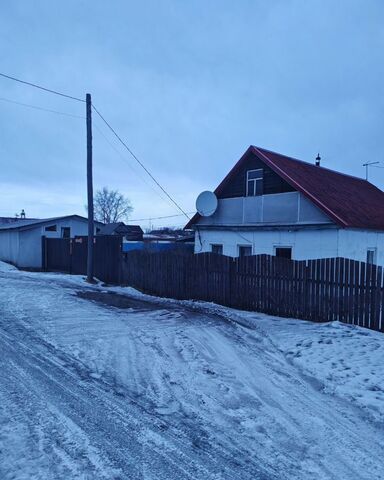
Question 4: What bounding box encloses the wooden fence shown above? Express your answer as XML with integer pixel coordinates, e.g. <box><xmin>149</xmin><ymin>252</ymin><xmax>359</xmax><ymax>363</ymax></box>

<box><xmin>43</xmin><ymin>235</ymin><xmax>122</xmax><ymax>284</ymax></box>
<box><xmin>121</xmin><ymin>251</ymin><xmax>384</xmax><ymax>332</ymax></box>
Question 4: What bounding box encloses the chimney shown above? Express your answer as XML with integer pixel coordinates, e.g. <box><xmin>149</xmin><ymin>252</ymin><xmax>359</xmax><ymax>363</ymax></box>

<box><xmin>315</xmin><ymin>153</ymin><xmax>321</xmax><ymax>167</ymax></box>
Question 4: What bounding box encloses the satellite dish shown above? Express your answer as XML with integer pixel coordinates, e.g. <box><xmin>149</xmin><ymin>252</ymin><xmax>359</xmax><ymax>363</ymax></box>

<box><xmin>196</xmin><ymin>191</ymin><xmax>218</xmax><ymax>217</ymax></box>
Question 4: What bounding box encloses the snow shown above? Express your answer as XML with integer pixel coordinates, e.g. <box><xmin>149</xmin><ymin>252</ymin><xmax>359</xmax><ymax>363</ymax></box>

<box><xmin>256</xmin><ymin>316</ymin><xmax>384</xmax><ymax>423</ymax></box>
<box><xmin>1</xmin><ymin>261</ymin><xmax>384</xmax><ymax>479</ymax></box>
<box><xmin>109</xmin><ymin>285</ymin><xmax>384</xmax><ymax>423</ymax></box>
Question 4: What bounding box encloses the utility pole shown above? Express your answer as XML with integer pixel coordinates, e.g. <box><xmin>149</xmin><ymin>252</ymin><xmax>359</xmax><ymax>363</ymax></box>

<box><xmin>362</xmin><ymin>161</ymin><xmax>379</xmax><ymax>181</ymax></box>
<box><xmin>86</xmin><ymin>93</ymin><xmax>95</xmax><ymax>283</ymax></box>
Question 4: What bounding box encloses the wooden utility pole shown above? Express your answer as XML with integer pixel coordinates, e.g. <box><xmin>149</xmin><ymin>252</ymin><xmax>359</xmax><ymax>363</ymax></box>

<box><xmin>86</xmin><ymin>93</ymin><xmax>95</xmax><ymax>283</ymax></box>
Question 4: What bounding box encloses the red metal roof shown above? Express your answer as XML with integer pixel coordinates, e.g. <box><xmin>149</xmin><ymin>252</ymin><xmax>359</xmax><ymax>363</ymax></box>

<box><xmin>186</xmin><ymin>145</ymin><xmax>384</xmax><ymax>230</ymax></box>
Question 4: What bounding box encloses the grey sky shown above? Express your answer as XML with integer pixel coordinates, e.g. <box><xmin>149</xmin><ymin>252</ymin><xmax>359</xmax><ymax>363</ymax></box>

<box><xmin>1</xmin><ymin>1</ymin><xmax>383</xmax><ymax>228</ymax></box>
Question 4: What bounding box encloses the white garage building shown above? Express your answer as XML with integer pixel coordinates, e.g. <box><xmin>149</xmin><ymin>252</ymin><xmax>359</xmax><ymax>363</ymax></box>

<box><xmin>0</xmin><ymin>215</ymin><xmax>102</xmax><ymax>269</ymax></box>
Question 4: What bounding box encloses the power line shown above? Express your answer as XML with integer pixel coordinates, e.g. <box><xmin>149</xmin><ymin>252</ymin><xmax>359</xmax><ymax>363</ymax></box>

<box><xmin>0</xmin><ymin>91</ymin><xmax>191</xmax><ymax>217</ymax></box>
<box><xmin>92</xmin><ymin>123</ymin><xmax>177</xmax><ymax>209</ymax></box>
<box><xmin>129</xmin><ymin>212</ymin><xmax>195</xmax><ymax>222</ymax></box>
<box><xmin>0</xmin><ymin>72</ymin><xmax>84</xmax><ymax>103</ymax></box>
<box><xmin>0</xmin><ymin>71</ymin><xmax>190</xmax><ymax>220</ymax></box>
<box><xmin>92</xmin><ymin>104</ymin><xmax>191</xmax><ymax>220</ymax></box>
<box><xmin>0</xmin><ymin>96</ymin><xmax>84</xmax><ymax>118</ymax></box>
<box><xmin>0</xmin><ymin>92</ymin><xmax>178</xmax><ymax>210</ymax></box>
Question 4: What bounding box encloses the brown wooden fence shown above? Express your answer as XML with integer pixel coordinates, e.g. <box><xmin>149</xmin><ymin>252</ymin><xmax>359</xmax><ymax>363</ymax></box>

<box><xmin>43</xmin><ymin>235</ymin><xmax>122</xmax><ymax>284</ymax></box>
<box><xmin>121</xmin><ymin>251</ymin><xmax>384</xmax><ymax>332</ymax></box>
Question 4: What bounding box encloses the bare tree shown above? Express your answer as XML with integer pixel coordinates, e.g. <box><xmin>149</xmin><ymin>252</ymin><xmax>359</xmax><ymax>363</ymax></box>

<box><xmin>93</xmin><ymin>187</ymin><xmax>133</xmax><ymax>224</ymax></box>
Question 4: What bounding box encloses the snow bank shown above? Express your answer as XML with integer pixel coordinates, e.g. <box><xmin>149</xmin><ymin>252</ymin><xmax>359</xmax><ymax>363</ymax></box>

<box><xmin>256</xmin><ymin>316</ymin><xmax>384</xmax><ymax>422</ymax></box>
<box><xmin>0</xmin><ymin>261</ymin><xmax>18</xmax><ymax>272</ymax></box>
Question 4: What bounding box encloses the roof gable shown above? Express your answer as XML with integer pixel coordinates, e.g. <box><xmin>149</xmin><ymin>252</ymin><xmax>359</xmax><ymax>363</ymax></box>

<box><xmin>186</xmin><ymin>146</ymin><xmax>384</xmax><ymax>230</ymax></box>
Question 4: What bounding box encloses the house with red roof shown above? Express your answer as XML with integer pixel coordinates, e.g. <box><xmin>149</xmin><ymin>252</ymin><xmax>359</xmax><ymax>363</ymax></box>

<box><xmin>186</xmin><ymin>146</ymin><xmax>384</xmax><ymax>264</ymax></box>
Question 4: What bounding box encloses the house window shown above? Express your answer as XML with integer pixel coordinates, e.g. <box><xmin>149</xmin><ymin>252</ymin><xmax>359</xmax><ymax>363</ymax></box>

<box><xmin>246</xmin><ymin>169</ymin><xmax>263</xmax><ymax>196</ymax></box>
<box><xmin>211</xmin><ymin>244</ymin><xmax>223</xmax><ymax>255</ymax></box>
<box><xmin>61</xmin><ymin>227</ymin><xmax>70</xmax><ymax>238</ymax></box>
<box><xmin>367</xmin><ymin>248</ymin><xmax>377</xmax><ymax>265</ymax></box>
<box><xmin>238</xmin><ymin>245</ymin><xmax>252</xmax><ymax>257</ymax></box>
<box><xmin>45</xmin><ymin>225</ymin><xmax>57</xmax><ymax>232</ymax></box>
<box><xmin>275</xmin><ymin>247</ymin><xmax>292</xmax><ymax>259</ymax></box>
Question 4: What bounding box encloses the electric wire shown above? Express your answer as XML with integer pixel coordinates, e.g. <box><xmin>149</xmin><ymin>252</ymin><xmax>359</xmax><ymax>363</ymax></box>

<box><xmin>0</xmin><ymin>92</ymin><xmax>191</xmax><ymax>222</ymax></box>
<box><xmin>0</xmin><ymin>72</ymin><xmax>85</xmax><ymax>102</ymax></box>
<box><xmin>129</xmin><ymin>212</ymin><xmax>195</xmax><ymax>222</ymax></box>
<box><xmin>0</xmin><ymin>71</ymin><xmax>191</xmax><ymax>222</ymax></box>
<box><xmin>92</xmin><ymin>123</ymin><xmax>177</xmax><ymax>209</ymax></box>
<box><xmin>0</xmin><ymin>96</ymin><xmax>84</xmax><ymax>119</ymax></box>
<box><xmin>91</xmin><ymin>103</ymin><xmax>191</xmax><ymax>220</ymax></box>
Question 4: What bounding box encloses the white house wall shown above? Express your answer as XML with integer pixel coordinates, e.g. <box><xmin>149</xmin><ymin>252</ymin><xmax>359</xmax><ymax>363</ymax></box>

<box><xmin>41</xmin><ymin>218</ymin><xmax>95</xmax><ymax>238</ymax></box>
<box><xmin>18</xmin><ymin>229</ymin><xmax>42</xmax><ymax>268</ymax></box>
<box><xmin>337</xmin><ymin>229</ymin><xmax>384</xmax><ymax>264</ymax></box>
<box><xmin>195</xmin><ymin>228</ymin><xmax>384</xmax><ymax>264</ymax></box>
<box><xmin>0</xmin><ymin>231</ymin><xmax>20</xmax><ymax>265</ymax></box>
<box><xmin>195</xmin><ymin>228</ymin><xmax>339</xmax><ymax>259</ymax></box>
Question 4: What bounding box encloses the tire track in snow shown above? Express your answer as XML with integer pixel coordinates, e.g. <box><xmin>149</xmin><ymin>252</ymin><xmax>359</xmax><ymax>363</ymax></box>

<box><xmin>0</xmin><ymin>315</ymin><xmax>275</xmax><ymax>480</ymax></box>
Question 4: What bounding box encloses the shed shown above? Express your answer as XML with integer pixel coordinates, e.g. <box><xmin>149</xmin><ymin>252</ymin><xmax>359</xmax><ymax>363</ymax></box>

<box><xmin>0</xmin><ymin>215</ymin><xmax>103</xmax><ymax>269</ymax></box>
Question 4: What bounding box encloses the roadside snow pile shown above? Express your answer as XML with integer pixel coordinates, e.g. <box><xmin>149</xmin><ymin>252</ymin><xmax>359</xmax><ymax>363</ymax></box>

<box><xmin>257</xmin><ymin>316</ymin><xmax>384</xmax><ymax>422</ymax></box>
<box><xmin>0</xmin><ymin>261</ymin><xmax>18</xmax><ymax>272</ymax></box>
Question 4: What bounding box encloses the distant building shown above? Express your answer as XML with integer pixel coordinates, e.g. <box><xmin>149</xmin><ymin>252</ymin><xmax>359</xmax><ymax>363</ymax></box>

<box><xmin>186</xmin><ymin>145</ymin><xmax>384</xmax><ymax>265</ymax></box>
<box><xmin>145</xmin><ymin>228</ymin><xmax>194</xmax><ymax>242</ymax></box>
<box><xmin>98</xmin><ymin>222</ymin><xmax>143</xmax><ymax>241</ymax></box>
<box><xmin>122</xmin><ymin>227</ymin><xmax>194</xmax><ymax>253</ymax></box>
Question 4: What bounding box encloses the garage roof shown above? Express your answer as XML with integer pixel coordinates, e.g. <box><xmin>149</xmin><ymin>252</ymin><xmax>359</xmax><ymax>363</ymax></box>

<box><xmin>0</xmin><ymin>215</ymin><xmax>103</xmax><ymax>232</ymax></box>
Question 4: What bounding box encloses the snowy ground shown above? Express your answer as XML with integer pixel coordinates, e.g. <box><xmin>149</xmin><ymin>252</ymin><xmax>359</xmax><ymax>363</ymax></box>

<box><xmin>0</xmin><ymin>262</ymin><xmax>384</xmax><ymax>479</ymax></box>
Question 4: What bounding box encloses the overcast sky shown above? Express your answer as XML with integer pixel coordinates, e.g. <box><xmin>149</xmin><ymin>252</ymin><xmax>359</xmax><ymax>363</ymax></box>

<box><xmin>1</xmin><ymin>1</ymin><xmax>384</xmax><ymax>228</ymax></box>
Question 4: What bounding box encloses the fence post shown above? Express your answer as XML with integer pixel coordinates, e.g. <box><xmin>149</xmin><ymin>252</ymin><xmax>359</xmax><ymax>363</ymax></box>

<box><xmin>69</xmin><ymin>238</ymin><xmax>73</xmax><ymax>275</ymax></box>
<box><xmin>41</xmin><ymin>235</ymin><xmax>47</xmax><ymax>270</ymax></box>
<box><xmin>304</xmin><ymin>260</ymin><xmax>310</xmax><ymax>321</ymax></box>
<box><xmin>118</xmin><ymin>236</ymin><xmax>123</xmax><ymax>284</ymax></box>
<box><xmin>229</xmin><ymin>256</ymin><xmax>236</xmax><ymax>308</ymax></box>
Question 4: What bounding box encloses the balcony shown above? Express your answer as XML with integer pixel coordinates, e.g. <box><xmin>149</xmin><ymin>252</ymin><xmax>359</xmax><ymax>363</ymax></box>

<box><xmin>197</xmin><ymin>191</ymin><xmax>332</xmax><ymax>227</ymax></box>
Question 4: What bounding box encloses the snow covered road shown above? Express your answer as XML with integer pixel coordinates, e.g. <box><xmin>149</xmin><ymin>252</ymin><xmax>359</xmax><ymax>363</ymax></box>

<box><xmin>0</xmin><ymin>264</ymin><xmax>384</xmax><ymax>479</ymax></box>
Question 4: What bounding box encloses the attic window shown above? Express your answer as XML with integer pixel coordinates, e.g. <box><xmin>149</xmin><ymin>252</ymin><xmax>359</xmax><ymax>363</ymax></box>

<box><xmin>45</xmin><ymin>225</ymin><xmax>57</xmax><ymax>232</ymax></box>
<box><xmin>246</xmin><ymin>169</ymin><xmax>263</xmax><ymax>196</ymax></box>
